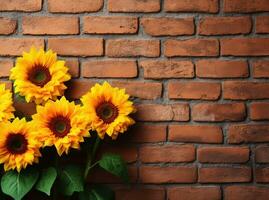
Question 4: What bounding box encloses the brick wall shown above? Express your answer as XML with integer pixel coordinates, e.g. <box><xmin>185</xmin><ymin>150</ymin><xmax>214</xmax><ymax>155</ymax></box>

<box><xmin>1</xmin><ymin>0</ymin><xmax>269</xmax><ymax>199</ymax></box>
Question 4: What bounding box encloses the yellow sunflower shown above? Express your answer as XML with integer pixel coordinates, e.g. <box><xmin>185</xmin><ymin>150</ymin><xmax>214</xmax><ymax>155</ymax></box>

<box><xmin>10</xmin><ymin>47</ymin><xmax>71</xmax><ymax>104</ymax></box>
<box><xmin>32</xmin><ymin>97</ymin><xmax>91</xmax><ymax>156</ymax></box>
<box><xmin>0</xmin><ymin>83</ymin><xmax>14</xmax><ymax>122</ymax></box>
<box><xmin>0</xmin><ymin>118</ymin><xmax>42</xmax><ymax>172</ymax></box>
<box><xmin>81</xmin><ymin>82</ymin><xmax>135</xmax><ymax>140</ymax></box>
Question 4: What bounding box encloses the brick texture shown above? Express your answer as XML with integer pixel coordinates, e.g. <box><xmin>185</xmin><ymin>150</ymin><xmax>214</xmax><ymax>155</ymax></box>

<box><xmin>1</xmin><ymin>0</ymin><xmax>269</xmax><ymax>199</ymax></box>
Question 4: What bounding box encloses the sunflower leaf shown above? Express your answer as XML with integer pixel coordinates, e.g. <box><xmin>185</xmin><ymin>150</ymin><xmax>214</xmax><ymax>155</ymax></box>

<box><xmin>99</xmin><ymin>153</ymin><xmax>129</xmax><ymax>183</ymax></box>
<box><xmin>35</xmin><ymin>167</ymin><xmax>57</xmax><ymax>196</ymax></box>
<box><xmin>1</xmin><ymin>167</ymin><xmax>39</xmax><ymax>200</ymax></box>
<box><xmin>58</xmin><ymin>164</ymin><xmax>84</xmax><ymax>196</ymax></box>
<box><xmin>79</xmin><ymin>185</ymin><xmax>115</xmax><ymax>200</ymax></box>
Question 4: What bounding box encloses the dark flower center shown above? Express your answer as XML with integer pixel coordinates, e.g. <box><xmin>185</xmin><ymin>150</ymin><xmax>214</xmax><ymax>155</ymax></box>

<box><xmin>28</xmin><ymin>65</ymin><xmax>51</xmax><ymax>87</ymax></box>
<box><xmin>96</xmin><ymin>102</ymin><xmax>119</xmax><ymax>124</ymax></box>
<box><xmin>6</xmin><ymin>134</ymin><xmax>28</xmax><ymax>154</ymax></box>
<box><xmin>49</xmin><ymin>116</ymin><xmax>71</xmax><ymax>138</ymax></box>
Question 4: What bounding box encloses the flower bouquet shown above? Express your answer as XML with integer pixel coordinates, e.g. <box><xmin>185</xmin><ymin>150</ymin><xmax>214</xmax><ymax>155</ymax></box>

<box><xmin>0</xmin><ymin>47</ymin><xmax>136</xmax><ymax>200</ymax></box>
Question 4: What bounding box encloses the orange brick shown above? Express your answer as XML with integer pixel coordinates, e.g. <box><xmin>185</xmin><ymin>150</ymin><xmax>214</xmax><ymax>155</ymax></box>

<box><xmin>164</xmin><ymin>39</ymin><xmax>219</xmax><ymax>57</ymax></box>
<box><xmin>106</xmin><ymin>39</ymin><xmax>160</xmax><ymax>58</ymax></box>
<box><xmin>164</xmin><ymin>0</ymin><xmax>219</xmax><ymax>13</ymax></box>
<box><xmin>135</xmin><ymin>104</ymin><xmax>189</xmax><ymax>122</ymax></box>
<box><xmin>196</xmin><ymin>60</ymin><xmax>249</xmax><ymax>78</ymax></box>
<box><xmin>65</xmin><ymin>59</ymin><xmax>79</xmax><ymax>78</ymax></box>
<box><xmin>0</xmin><ymin>59</ymin><xmax>13</xmax><ymax>77</ymax></box>
<box><xmin>0</xmin><ymin>38</ymin><xmax>44</xmax><ymax>56</ymax></box>
<box><xmin>108</xmin><ymin>0</ymin><xmax>160</xmax><ymax>13</ymax></box>
<box><xmin>22</xmin><ymin>16</ymin><xmax>79</xmax><ymax>35</ymax></box>
<box><xmin>82</xmin><ymin>60</ymin><xmax>137</xmax><ymax>78</ymax></box>
<box><xmin>48</xmin><ymin>38</ymin><xmax>103</xmax><ymax>57</ymax></box>
<box><xmin>0</xmin><ymin>17</ymin><xmax>16</xmax><ymax>35</ymax></box>
<box><xmin>65</xmin><ymin>79</ymin><xmax>95</xmax><ymax>99</ymax></box>
<box><xmin>192</xmin><ymin>103</ymin><xmax>246</xmax><ymax>122</ymax></box>
<box><xmin>141</xmin><ymin>17</ymin><xmax>194</xmax><ymax>36</ymax></box>
<box><xmin>84</xmin><ymin>16</ymin><xmax>137</xmax><ymax>34</ymax></box>
<box><xmin>199</xmin><ymin>16</ymin><xmax>251</xmax><ymax>35</ymax></box>
<box><xmin>48</xmin><ymin>0</ymin><xmax>103</xmax><ymax>13</ymax></box>
<box><xmin>0</xmin><ymin>0</ymin><xmax>42</xmax><ymax>11</ymax></box>
<box><xmin>140</xmin><ymin>60</ymin><xmax>194</xmax><ymax>79</ymax></box>
<box><xmin>224</xmin><ymin>186</ymin><xmax>269</xmax><ymax>200</ymax></box>
<box><xmin>252</xmin><ymin>60</ymin><xmax>269</xmax><ymax>78</ymax></box>
<box><xmin>221</xmin><ymin>38</ymin><xmax>269</xmax><ymax>56</ymax></box>
<box><xmin>168</xmin><ymin>81</ymin><xmax>221</xmax><ymax>100</ymax></box>
<box><xmin>224</xmin><ymin>0</ymin><xmax>269</xmax><ymax>13</ymax></box>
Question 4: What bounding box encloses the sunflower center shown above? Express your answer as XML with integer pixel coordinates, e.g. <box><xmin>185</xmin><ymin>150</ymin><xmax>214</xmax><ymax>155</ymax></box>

<box><xmin>49</xmin><ymin>116</ymin><xmax>71</xmax><ymax>138</ymax></box>
<box><xmin>28</xmin><ymin>65</ymin><xmax>51</xmax><ymax>87</ymax></box>
<box><xmin>96</xmin><ymin>102</ymin><xmax>119</xmax><ymax>124</ymax></box>
<box><xmin>6</xmin><ymin>134</ymin><xmax>28</xmax><ymax>154</ymax></box>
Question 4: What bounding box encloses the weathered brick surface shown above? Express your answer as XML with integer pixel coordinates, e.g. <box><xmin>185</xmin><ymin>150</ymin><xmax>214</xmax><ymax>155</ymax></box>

<box><xmin>1</xmin><ymin>0</ymin><xmax>269</xmax><ymax>199</ymax></box>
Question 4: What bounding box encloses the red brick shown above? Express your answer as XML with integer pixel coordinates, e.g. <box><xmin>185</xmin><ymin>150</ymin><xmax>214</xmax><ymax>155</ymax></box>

<box><xmin>167</xmin><ymin>187</ymin><xmax>221</xmax><ymax>200</ymax></box>
<box><xmin>0</xmin><ymin>38</ymin><xmax>44</xmax><ymax>56</ymax></box>
<box><xmin>256</xmin><ymin>167</ymin><xmax>269</xmax><ymax>183</ymax></box>
<box><xmin>140</xmin><ymin>166</ymin><xmax>197</xmax><ymax>183</ymax></box>
<box><xmin>115</xmin><ymin>187</ymin><xmax>165</xmax><ymax>200</ymax></box>
<box><xmin>140</xmin><ymin>144</ymin><xmax>195</xmax><ymax>163</ymax></box>
<box><xmin>224</xmin><ymin>81</ymin><xmax>269</xmax><ymax>100</ymax></box>
<box><xmin>164</xmin><ymin>39</ymin><xmax>219</xmax><ymax>57</ymax></box>
<box><xmin>128</xmin><ymin>124</ymin><xmax>166</xmax><ymax>143</ymax></box>
<box><xmin>164</xmin><ymin>0</ymin><xmax>218</xmax><ymax>13</ymax></box>
<box><xmin>0</xmin><ymin>81</ymin><xmax>12</xmax><ymax>90</ymax></box>
<box><xmin>112</xmin><ymin>81</ymin><xmax>162</xmax><ymax>100</ymax></box>
<box><xmin>256</xmin><ymin>146</ymin><xmax>269</xmax><ymax>163</ymax></box>
<box><xmin>84</xmin><ymin>16</ymin><xmax>138</xmax><ymax>34</ymax></box>
<box><xmin>141</xmin><ymin>17</ymin><xmax>194</xmax><ymax>36</ymax></box>
<box><xmin>65</xmin><ymin>59</ymin><xmax>79</xmax><ymax>78</ymax></box>
<box><xmin>221</xmin><ymin>38</ymin><xmax>269</xmax><ymax>56</ymax></box>
<box><xmin>108</xmin><ymin>0</ymin><xmax>160</xmax><ymax>13</ymax></box>
<box><xmin>196</xmin><ymin>60</ymin><xmax>249</xmax><ymax>78</ymax></box>
<box><xmin>169</xmin><ymin>125</ymin><xmax>223</xmax><ymax>144</ymax></box>
<box><xmin>199</xmin><ymin>167</ymin><xmax>251</xmax><ymax>183</ymax></box>
<box><xmin>0</xmin><ymin>17</ymin><xmax>16</xmax><ymax>35</ymax></box>
<box><xmin>135</xmin><ymin>104</ymin><xmax>189</xmax><ymax>122</ymax></box>
<box><xmin>106</xmin><ymin>39</ymin><xmax>160</xmax><ymax>58</ymax></box>
<box><xmin>82</xmin><ymin>60</ymin><xmax>137</xmax><ymax>78</ymax></box>
<box><xmin>48</xmin><ymin>0</ymin><xmax>103</xmax><ymax>13</ymax></box>
<box><xmin>48</xmin><ymin>38</ymin><xmax>103</xmax><ymax>57</ymax></box>
<box><xmin>252</xmin><ymin>60</ymin><xmax>269</xmax><ymax>78</ymax></box>
<box><xmin>168</xmin><ymin>81</ymin><xmax>221</xmax><ymax>100</ymax></box>
<box><xmin>65</xmin><ymin>79</ymin><xmax>95</xmax><ymax>99</ymax></box>
<box><xmin>140</xmin><ymin>60</ymin><xmax>194</xmax><ymax>79</ymax></box>
<box><xmin>250</xmin><ymin>102</ymin><xmax>269</xmax><ymax>120</ymax></box>
<box><xmin>224</xmin><ymin>186</ymin><xmax>269</xmax><ymax>200</ymax></box>
<box><xmin>0</xmin><ymin>0</ymin><xmax>42</xmax><ymax>11</ymax></box>
<box><xmin>228</xmin><ymin>124</ymin><xmax>269</xmax><ymax>143</ymax></box>
<box><xmin>256</xmin><ymin>16</ymin><xmax>269</xmax><ymax>33</ymax></box>
<box><xmin>192</xmin><ymin>103</ymin><xmax>246</xmax><ymax>122</ymax></box>
<box><xmin>199</xmin><ymin>16</ymin><xmax>251</xmax><ymax>35</ymax></box>
<box><xmin>198</xmin><ymin>147</ymin><xmax>250</xmax><ymax>163</ymax></box>
<box><xmin>224</xmin><ymin>0</ymin><xmax>269</xmax><ymax>13</ymax></box>
<box><xmin>0</xmin><ymin>59</ymin><xmax>13</xmax><ymax>77</ymax></box>
<box><xmin>22</xmin><ymin>16</ymin><xmax>79</xmax><ymax>35</ymax></box>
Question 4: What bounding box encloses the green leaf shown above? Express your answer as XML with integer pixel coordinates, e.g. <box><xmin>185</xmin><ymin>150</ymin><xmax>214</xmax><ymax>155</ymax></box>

<box><xmin>79</xmin><ymin>185</ymin><xmax>115</xmax><ymax>200</ymax></box>
<box><xmin>58</xmin><ymin>165</ymin><xmax>84</xmax><ymax>196</ymax></box>
<box><xmin>14</xmin><ymin>93</ymin><xmax>26</xmax><ymax>103</ymax></box>
<box><xmin>1</xmin><ymin>168</ymin><xmax>39</xmax><ymax>200</ymax></box>
<box><xmin>35</xmin><ymin>167</ymin><xmax>57</xmax><ymax>196</ymax></box>
<box><xmin>99</xmin><ymin>153</ymin><xmax>129</xmax><ymax>183</ymax></box>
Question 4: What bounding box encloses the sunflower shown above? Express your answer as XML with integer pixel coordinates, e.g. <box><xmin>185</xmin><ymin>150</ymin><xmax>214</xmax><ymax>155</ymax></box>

<box><xmin>10</xmin><ymin>47</ymin><xmax>71</xmax><ymax>104</ymax></box>
<box><xmin>0</xmin><ymin>118</ymin><xmax>42</xmax><ymax>172</ymax></box>
<box><xmin>81</xmin><ymin>82</ymin><xmax>135</xmax><ymax>140</ymax></box>
<box><xmin>0</xmin><ymin>83</ymin><xmax>14</xmax><ymax>122</ymax></box>
<box><xmin>32</xmin><ymin>97</ymin><xmax>91</xmax><ymax>156</ymax></box>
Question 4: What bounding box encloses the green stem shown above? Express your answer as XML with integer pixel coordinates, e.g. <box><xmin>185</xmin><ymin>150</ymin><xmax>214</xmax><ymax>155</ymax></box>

<box><xmin>84</xmin><ymin>136</ymin><xmax>101</xmax><ymax>180</ymax></box>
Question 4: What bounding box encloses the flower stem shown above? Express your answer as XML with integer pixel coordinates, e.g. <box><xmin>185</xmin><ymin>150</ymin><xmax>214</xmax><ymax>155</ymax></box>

<box><xmin>84</xmin><ymin>136</ymin><xmax>101</xmax><ymax>180</ymax></box>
